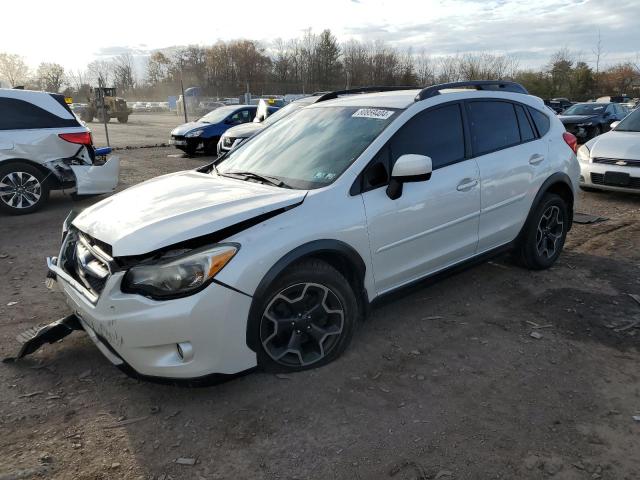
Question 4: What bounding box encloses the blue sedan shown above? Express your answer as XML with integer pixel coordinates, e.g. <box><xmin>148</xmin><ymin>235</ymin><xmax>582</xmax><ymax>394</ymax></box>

<box><xmin>170</xmin><ymin>105</ymin><xmax>263</xmax><ymax>155</ymax></box>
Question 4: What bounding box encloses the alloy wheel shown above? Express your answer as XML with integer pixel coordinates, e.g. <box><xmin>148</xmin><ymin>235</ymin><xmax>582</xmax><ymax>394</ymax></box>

<box><xmin>536</xmin><ymin>205</ymin><xmax>564</xmax><ymax>259</ymax></box>
<box><xmin>0</xmin><ymin>171</ymin><xmax>42</xmax><ymax>209</ymax></box>
<box><xmin>260</xmin><ymin>282</ymin><xmax>345</xmax><ymax>367</ymax></box>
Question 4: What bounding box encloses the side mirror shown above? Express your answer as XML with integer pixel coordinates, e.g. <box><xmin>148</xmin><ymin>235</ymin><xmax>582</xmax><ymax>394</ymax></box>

<box><xmin>610</xmin><ymin>120</ymin><xmax>620</xmax><ymax>129</ymax></box>
<box><xmin>386</xmin><ymin>154</ymin><xmax>432</xmax><ymax>200</ymax></box>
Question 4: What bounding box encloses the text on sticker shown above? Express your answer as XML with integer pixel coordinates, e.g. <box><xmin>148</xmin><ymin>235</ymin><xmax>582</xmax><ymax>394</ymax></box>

<box><xmin>352</xmin><ymin>108</ymin><xmax>394</xmax><ymax>120</ymax></box>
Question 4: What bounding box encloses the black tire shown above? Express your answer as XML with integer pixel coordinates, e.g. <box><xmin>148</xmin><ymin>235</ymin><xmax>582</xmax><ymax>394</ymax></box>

<box><xmin>117</xmin><ymin>115</ymin><xmax>128</xmax><ymax>123</ymax></box>
<box><xmin>514</xmin><ymin>193</ymin><xmax>568</xmax><ymax>270</ymax></box>
<box><xmin>203</xmin><ymin>137</ymin><xmax>219</xmax><ymax>155</ymax></box>
<box><xmin>252</xmin><ymin>259</ymin><xmax>358</xmax><ymax>373</ymax></box>
<box><xmin>179</xmin><ymin>141</ymin><xmax>199</xmax><ymax>156</ymax></box>
<box><xmin>0</xmin><ymin>162</ymin><xmax>50</xmax><ymax>215</ymax></box>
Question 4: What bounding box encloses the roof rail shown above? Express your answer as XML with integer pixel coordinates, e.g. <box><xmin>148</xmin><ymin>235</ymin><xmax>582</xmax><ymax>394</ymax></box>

<box><xmin>316</xmin><ymin>86</ymin><xmax>415</xmax><ymax>103</ymax></box>
<box><xmin>415</xmin><ymin>80</ymin><xmax>528</xmax><ymax>101</ymax></box>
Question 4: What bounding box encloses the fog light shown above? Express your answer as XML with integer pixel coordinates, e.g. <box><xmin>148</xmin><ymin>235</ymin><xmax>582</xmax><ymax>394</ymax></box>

<box><xmin>579</xmin><ymin>175</ymin><xmax>585</xmax><ymax>183</ymax></box>
<box><xmin>176</xmin><ymin>342</ymin><xmax>194</xmax><ymax>362</ymax></box>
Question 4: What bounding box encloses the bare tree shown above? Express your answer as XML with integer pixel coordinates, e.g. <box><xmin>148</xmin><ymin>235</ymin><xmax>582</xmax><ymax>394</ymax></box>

<box><xmin>87</xmin><ymin>60</ymin><xmax>112</xmax><ymax>87</ymax></box>
<box><xmin>0</xmin><ymin>53</ymin><xmax>30</xmax><ymax>87</ymax></box>
<box><xmin>36</xmin><ymin>62</ymin><xmax>65</xmax><ymax>92</ymax></box>
<box><xmin>112</xmin><ymin>53</ymin><xmax>136</xmax><ymax>92</ymax></box>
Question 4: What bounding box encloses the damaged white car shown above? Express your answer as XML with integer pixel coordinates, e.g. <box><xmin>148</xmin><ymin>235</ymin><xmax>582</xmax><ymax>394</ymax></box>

<box><xmin>12</xmin><ymin>82</ymin><xmax>578</xmax><ymax>385</ymax></box>
<box><xmin>0</xmin><ymin>88</ymin><xmax>119</xmax><ymax>214</ymax></box>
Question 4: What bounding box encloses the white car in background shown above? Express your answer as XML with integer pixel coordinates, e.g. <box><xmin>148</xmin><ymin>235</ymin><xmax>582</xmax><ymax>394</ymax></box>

<box><xmin>578</xmin><ymin>107</ymin><xmax>640</xmax><ymax>193</ymax></box>
<box><xmin>0</xmin><ymin>88</ymin><xmax>120</xmax><ymax>214</ymax></box>
<box><xmin>21</xmin><ymin>82</ymin><xmax>578</xmax><ymax>382</ymax></box>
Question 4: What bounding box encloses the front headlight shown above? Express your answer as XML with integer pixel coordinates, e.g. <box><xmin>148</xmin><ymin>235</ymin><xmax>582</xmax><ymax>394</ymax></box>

<box><xmin>185</xmin><ymin>129</ymin><xmax>204</xmax><ymax>138</ymax></box>
<box><xmin>122</xmin><ymin>244</ymin><xmax>238</xmax><ymax>299</ymax></box>
<box><xmin>577</xmin><ymin>145</ymin><xmax>590</xmax><ymax>163</ymax></box>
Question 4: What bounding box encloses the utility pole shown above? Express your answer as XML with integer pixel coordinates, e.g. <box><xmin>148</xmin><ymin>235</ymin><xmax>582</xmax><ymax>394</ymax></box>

<box><xmin>98</xmin><ymin>78</ymin><xmax>110</xmax><ymax>147</ymax></box>
<box><xmin>180</xmin><ymin>71</ymin><xmax>188</xmax><ymax>123</ymax></box>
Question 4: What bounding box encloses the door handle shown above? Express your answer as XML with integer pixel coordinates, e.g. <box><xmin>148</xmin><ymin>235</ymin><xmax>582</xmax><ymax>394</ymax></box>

<box><xmin>529</xmin><ymin>154</ymin><xmax>545</xmax><ymax>165</ymax></box>
<box><xmin>456</xmin><ymin>178</ymin><xmax>478</xmax><ymax>192</ymax></box>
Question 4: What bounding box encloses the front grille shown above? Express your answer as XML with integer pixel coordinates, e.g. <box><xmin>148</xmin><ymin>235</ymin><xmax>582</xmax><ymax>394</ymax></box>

<box><xmin>591</xmin><ymin>172</ymin><xmax>640</xmax><ymax>189</ymax></box>
<box><xmin>593</xmin><ymin>157</ymin><xmax>640</xmax><ymax>167</ymax></box>
<box><xmin>60</xmin><ymin>230</ymin><xmax>112</xmax><ymax>298</ymax></box>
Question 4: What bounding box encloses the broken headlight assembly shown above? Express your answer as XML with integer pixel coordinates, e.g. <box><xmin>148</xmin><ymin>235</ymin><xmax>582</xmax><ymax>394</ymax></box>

<box><xmin>121</xmin><ymin>244</ymin><xmax>238</xmax><ymax>300</ymax></box>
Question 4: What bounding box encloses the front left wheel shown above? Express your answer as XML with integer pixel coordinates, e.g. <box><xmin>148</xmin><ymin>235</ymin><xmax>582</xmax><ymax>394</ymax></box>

<box><xmin>253</xmin><ymin>259</ymin><xmax>358</xmax><ymax>372</ymax></box>
<box><xmin>0</xmin><ymin>163</ymin><xmax>50</xmax><ymax>215</ymax></box>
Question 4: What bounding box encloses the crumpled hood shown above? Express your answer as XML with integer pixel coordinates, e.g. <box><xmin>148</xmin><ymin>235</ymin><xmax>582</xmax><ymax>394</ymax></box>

<box><xmin>171</xmin><ymin>121</ymin><xmax>207</xmax><ymax>136</ymax></box>
<box><xmin>588</xmin><ymin>130</ymin><xmax>640</xmax><ymax>160</ymax></box>
<box><xmin>223</xmin><ymin>122</ymin><xmax>264</xmax><ymax>139</ymax></box>
<box><xmin>72</xmin><ymin>171</ymin><xmax>306</xmax><ymax>256</ymax></box>
<box><xmin>558</xmin><ymin>114</ymin><xmax>599</xmax><ymax>124</ymax></box>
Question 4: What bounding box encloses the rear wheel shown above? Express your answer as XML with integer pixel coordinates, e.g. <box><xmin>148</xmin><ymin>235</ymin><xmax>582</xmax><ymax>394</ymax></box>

<box><xmin>0</xmin><ymin>163</ymin><xmax>50</xmax><ymax>215</ymax></box>
<box><xmin>514</xmin><ymin>193</ymin><xmax>568</xmax><ymax>270</ymax></box>
<box><xmin>117</xmin><ymin>115</ymin><xmax>128</xmax><ymax>123</ymax></box>
<box><xmin>253</xmin><ymin>259</ymin><xmax>358</xmax><ymax>372</ymax></box>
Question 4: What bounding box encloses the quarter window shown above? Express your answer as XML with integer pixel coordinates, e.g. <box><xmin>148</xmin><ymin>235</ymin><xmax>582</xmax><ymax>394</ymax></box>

<box><xmin>527</xmin><ymin>107</ymin><xmax>551</xmax><ymax>137</ymax></box>
<box><xmin>467</xmin><ymin>101</ymin><xmax>520</xmax><ymax>155</ymax></box>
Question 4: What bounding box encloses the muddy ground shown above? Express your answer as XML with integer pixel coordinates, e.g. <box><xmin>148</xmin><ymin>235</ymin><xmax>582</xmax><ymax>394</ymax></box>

<box><xmin>0</xmin><ymin>147</ymin><xmax>639</xmax><ymax>480</ymax></box>
<box><xmin>90</xmin><ymin>113</ymin><xmax>183</xmax><ymax>148</ymax></box>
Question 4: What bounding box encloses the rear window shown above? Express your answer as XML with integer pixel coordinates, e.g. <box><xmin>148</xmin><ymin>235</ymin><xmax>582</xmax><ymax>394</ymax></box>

<box><xmin>528</xmin><ymin>107</ymin><xmax>551</xmax><ymax>137</ymax></box>
<box><xmin>0</xmin><ymin>97</ymin><xmax>79</xmax><ymax>130</ymax></box>
<box><xmin>467</xmin><ymin>101</ymin><xmax>520</xmax><ymax>155</ymax></box>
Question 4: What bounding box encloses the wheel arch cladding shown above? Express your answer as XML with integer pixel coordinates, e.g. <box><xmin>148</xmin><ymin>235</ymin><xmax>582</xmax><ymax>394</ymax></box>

<box><xmin>245</xmin><ymin>240</ymin><xmax>368</xmax><ymax>352</ymax></box>
<box><xmin>1</xmin><ymin>158</ymin><xmax>53</xmax><ymax>178</ymax></box>
<box><xmin>521</xmin><ymin>172</ymin><xmax>575</xmax><ymax>239</ymax></box>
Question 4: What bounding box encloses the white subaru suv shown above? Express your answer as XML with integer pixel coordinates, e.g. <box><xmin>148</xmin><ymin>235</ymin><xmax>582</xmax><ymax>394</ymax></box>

<box><xmin>0</xmin><ymin>88</ymin><xmax>119</xmax><ymax>215</ymax></box>
<box><xmin>20</xmin><ymin>81</ymin><xmax>579</xmax><ymax>383</ymax></box>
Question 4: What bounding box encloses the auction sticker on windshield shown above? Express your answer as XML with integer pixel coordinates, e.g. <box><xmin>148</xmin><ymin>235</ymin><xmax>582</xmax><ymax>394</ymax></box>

<box><xmin>352</xmin><ymin>108</ymin><xmax>395</xmax><ymax>120</ymax></box>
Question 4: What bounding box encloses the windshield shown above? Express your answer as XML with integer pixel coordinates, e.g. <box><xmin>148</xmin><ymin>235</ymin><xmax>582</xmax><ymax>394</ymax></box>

<box><xmin>217</xmin><ymin>106</ymin><xmax>399</xmax><ymax>189</ymax></box>
<box><xmin>562</xmin><ymin>104</ymin><xmax>607</xmax><ymax>116</ymax></box>
<box><xmin>261</xmin><ymin>101</ymin><xmax>305</xmax><ymax>127</ymax></box>
<box><xmin>199</xmin><ymin>106</ymin><xmax>239</xmax><ymax>124</ymax></box>
<box><xmin>614</xmin><ymin>108</ymin><xmax>640</xmax><ymax>132</ymax></box>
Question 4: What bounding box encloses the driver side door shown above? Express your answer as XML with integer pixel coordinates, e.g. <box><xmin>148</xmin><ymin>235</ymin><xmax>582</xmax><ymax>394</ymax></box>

<box><xmin>360</xmin><ymin>103</ymin><xmax>481</xmax><ymax>295</ymax></box>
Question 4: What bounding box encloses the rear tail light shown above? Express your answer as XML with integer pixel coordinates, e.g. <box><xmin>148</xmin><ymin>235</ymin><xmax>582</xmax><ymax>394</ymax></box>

<box><xmin>59</xmin><ymin>132</ymin><xmax>93</xmax><ymax>146</ymax></box>
<box><xmin>563</xmin><ymin>132</ymin><xmax>578</xmax><ymax>153</ymax></box>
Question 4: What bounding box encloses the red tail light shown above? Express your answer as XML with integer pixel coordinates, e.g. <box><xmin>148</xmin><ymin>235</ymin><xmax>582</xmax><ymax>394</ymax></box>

<box><xmin>562</xmin><ymin>132</ymin><xmax>578</xmax><ymax>153</ymax></box>
<box><xmin>59</xmin><ymin>132</ymin><xmax>93</xmax><ymax>146</ymax></box>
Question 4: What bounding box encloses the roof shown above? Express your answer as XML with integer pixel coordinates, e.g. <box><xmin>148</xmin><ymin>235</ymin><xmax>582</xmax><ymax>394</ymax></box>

<box><xmin>310</xmin><ymin>90</ymin><xmax>419</xmax><ymax>109</ymax></box>
<box><xmin>0</xmin><ymin>88</ymin><xmax>75</xmax><ymax>119</ymax></box>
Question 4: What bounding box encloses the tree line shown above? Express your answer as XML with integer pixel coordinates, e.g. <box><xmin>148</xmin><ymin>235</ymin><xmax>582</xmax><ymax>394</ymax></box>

<box><xmin>1</xmin><ymin>29</ymin><xmax>639</xmax><ymax>102</ymax></box>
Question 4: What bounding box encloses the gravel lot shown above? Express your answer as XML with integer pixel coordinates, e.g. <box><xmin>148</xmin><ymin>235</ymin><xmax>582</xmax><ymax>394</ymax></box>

<box><xmin>90</xmin><ymin>113</ymin><xmax>185</xmax><ymax>149</ymax></box>
<box><xmin>1</xmin><ymin>147</ymin><xmax>639</xmax><ymax>479</ymax></box>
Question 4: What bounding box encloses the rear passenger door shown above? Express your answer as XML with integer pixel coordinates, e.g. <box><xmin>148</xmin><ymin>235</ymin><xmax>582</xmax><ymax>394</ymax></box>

<box><xmin>360</xmin><ymin>103</ymin><xmax>481</xmax><ymax>294</ymax></box>
<box><xmin>467</xmin><ymin>100</ymin><xmax>549</xmax><ymax>252</ymax></box>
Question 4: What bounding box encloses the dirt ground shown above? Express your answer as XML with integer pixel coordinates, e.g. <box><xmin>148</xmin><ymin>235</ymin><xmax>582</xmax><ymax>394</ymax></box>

<box><xmin>90</xmin><ymin>113</ymin><xmax>185</xmax><ymax>149</ymax></box>
<box><xmin>1</xmin><ymin>147</ymin><xmax>639</xmax><ymax>480</ymax></box>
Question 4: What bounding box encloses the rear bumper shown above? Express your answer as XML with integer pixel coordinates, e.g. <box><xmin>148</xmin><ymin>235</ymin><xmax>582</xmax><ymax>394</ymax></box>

<box><xmin>70</xmin><ymin>155</ymin><xmax>120</xmax><ymax>195</ymax></box>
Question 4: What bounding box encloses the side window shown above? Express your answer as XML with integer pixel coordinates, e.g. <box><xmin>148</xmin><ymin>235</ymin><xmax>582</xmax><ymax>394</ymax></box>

<box><xmin>467</xmin><ymin>101</ymin><xmax>520</xmax><ymax>155</ymax></box>
<box><xmin>389</xmin><ymin>104</ymin><xmax>465</xmax><ymax>170</ymax></box>
<box><xmin>228</xmin><ymin>109</ymin><xmax>251</xmax><ymax>125</ymax></box>
<box><xmin>605</xmin><ymin>104</ymin><xmax>615</xmax><ymax>116</ymax></box>
<box><xmin>514</xmin><ymin>104</ymin><xmax>535</xmax><ymax>142</ymax></box>
<box><xmin>527</xmin><ymin>107</ymin><xmax>551</xmax><ymax>137</ymax></box>
<box><xmin>0</xmin><ymin>97</ymin><xmax>77</xmax><ymax>130</ymax></box>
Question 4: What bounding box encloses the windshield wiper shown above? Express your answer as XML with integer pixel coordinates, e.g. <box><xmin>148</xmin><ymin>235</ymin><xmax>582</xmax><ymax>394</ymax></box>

<box><xmin>221</xmin><ymin>170</ymin><xmax>290</xmax><ymax>188</ymax></box>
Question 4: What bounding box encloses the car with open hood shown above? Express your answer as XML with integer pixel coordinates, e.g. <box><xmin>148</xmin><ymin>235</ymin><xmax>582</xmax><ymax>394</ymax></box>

<box><xmin>20</xmin><ymin>81</ymin><xmax>579</xmax><ymax>383</ymax></box>
<box><xmin>577</xmin><ymin>106</ymin><xmax>640</xmax><ymax>193</ymax></box>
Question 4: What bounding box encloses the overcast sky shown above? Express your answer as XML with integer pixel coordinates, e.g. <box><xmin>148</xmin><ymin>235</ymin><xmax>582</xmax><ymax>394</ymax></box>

<box><xmin>2</xmin><ymin>0</ymin><xmax>638</xmax><ymax>74</ymax></box>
